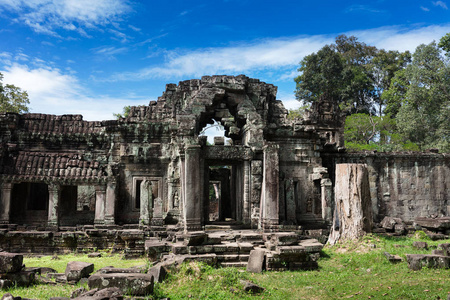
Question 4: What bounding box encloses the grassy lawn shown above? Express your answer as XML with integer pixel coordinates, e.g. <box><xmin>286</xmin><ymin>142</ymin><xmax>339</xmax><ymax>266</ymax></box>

<box><xmin>3</xmin><ymin>233</ymin><xmax>450</xmax><ymax>299</ymax></box>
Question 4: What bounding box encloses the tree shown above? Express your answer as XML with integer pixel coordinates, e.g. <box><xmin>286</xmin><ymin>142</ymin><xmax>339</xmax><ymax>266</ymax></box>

<box><xmin>438</xmin><ymin>32</ymin><xmax>450</xmax><ymax>55</ymax></box>
<box><xmin>0</xmin><ymin>72</ymin><xmax>30</xmax><ymax>113</ymax></box>
<box><xmin>113</xmin><ymin>105</ymin><xmax>131</xmax><ymax>119</ymax></box>
<box><xmin>394</xmin><ymin>42</ymin><xmax>450</xmax><ymax>152</ymax></box>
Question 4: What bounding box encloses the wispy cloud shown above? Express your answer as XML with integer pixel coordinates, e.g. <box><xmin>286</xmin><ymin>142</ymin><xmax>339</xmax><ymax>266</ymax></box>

<box><xmin>0</xmin><ymin>0</ymin><xmax>132</xmax><ymax>37</ymax></box>
<box><xmin>92</xmin><ymin>46</ymin><xmax>128</xmax><ymax>59</ymax></box>
<box><xmin>433</xmin><ymin>1</ymin><xmax>448</xmax><ymax>9</ymax></box>
<box><xmin>421</xmin><ymin>6</ymin><xmax>430</xmax><ymax>11</ymax></box>
<box><xmin>1</xmin><ymin>61</ymin><xmax>145</xmax><ymax>120</ymax></box>
<box><xmin>345</xmin><ymin>4</ymin><xmax>382</xmax><ymax>13</ymax></box>
<box><xmin>104</xmin><ymin>24</ymin><xmax>450</xmax><ymax>82</ymax></box>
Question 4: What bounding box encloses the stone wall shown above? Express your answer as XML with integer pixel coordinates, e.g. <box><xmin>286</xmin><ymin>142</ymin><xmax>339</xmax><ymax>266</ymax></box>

<box><xmin>322</xmin><ymin>152</ymin><xmax>450</xmax><ymax>223</ymax></box>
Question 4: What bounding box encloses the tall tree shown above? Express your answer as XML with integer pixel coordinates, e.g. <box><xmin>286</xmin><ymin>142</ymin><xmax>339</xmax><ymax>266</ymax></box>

<box><xmin>0</xmin><ymin>72</ymin><xmax>30</xmax><ymax>114</ymax></box>
<box><xmin>394</xmin><ymin>42</ymin><xmax>450</xmax><ymax>152</ymax></box>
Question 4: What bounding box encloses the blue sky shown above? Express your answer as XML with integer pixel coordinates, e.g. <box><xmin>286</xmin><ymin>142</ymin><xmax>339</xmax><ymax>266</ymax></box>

<box><xmin>0</xmin><ymin>0</ymin><xmax>449</xmax><ymax>121</ymax></box>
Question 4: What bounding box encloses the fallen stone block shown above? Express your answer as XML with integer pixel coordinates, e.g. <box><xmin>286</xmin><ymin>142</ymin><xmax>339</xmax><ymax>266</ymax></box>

<box><xmin>46</xmin><ymin>273</ymin><xmax>67</xmax><ymax>283</ymax></box>
<box><xmin>145</xmin><ymin>240</ymin><xmax>170</xmax><ymax>260</ymax></box>
<box><xmin>432</xmin><ymin>250</ymin><xmax>448</xmax><ymax>256</ymax></box>
<box><xmin>414</xmin><ymin>217</ymin><xmax>450</xmax><ymax>231</ymax></box>
<box><xmin>181</xmin><ymin>232</ymin><xmax>208</xmax><ymax>246</ymax></box>
<box><xmin>380</xmin><ymin>216</ymin><xmax>404</xmax><ymax>231</ymax></box>
<box><xmin>383</xmin><ymin>252</ymin><xmax>402</xmax><ymax>263</ymax></box>
<box><xmin>88</xmin><ymin>273</ymin><xmax>154</xmax><ymax>296</ymax></box>
<box><xmin>269</xmin><ymin>232</ymin><xmax>298</xmax><ymax>246</ymax></box>
<box><xmin>96</xmin><ymin>266</ymin><xmax>144</xmax><ymax>274</ymax></box>
<box><xmin>241</xmin><ymin>280</ymin><xmax>265</xmax><ymax>294</ymax></box>
<box><xmin>148</xmin><ymin>264</ymin><xmax>168</xmax><ymax>283</ymax></box>
<box><xmin>24</xmin><ymin>267</ymin><xmax>57</xmax><ymax>275</ymax></box>
<box><xmin>299</xmin><ymin>239</ymin><xmax>323</xmax><ymax>253</ymax></box>
<box><xmin>0</xmin><ymin>252</ymin><xmax>23</xmax><ymax>273</ymax></box>
<box><xmin>73</xmin><ymin>287</ymin><xmax>123</xmax><ymax>300</ymax></box>
<box><xmin>87</xmin><ymin>252</ymin><xmax>102</xmax><ymax>258</ymax></box>
<box><xmin>406</xmin><ymin>254</ymin><xmax>450</xmax><ymax>270</ymax></box>
<box><xmin>65</xmin><ymin>261</ymin><xmax>94</xmax><ymax>283</ymax></box>
<box><xmin>0</xmin><ymin>271</ymin><xmax>35</xmax><ymax>287</ymax></box>
<box><xmin>412</xmin><ymin>241</ymin><xmax>428</xmax><ymax>250</ymax></box>
<box><xmin>426</xmin><ymin>232</ymin><xmax>446</xmax><ymax>241</ymax></box>
<box><xmin>246</xmin><ymin>249</ymin><xmax>266</xmax><ymax>273</ymax></box>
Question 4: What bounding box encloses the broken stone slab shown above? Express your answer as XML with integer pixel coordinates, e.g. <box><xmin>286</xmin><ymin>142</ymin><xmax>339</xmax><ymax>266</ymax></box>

<box><xmin>88</xmin><ymin>273</ymin><xmax>154</xmax><ymax>296</ymax></box>
<box><xmin>240</xmin><ymin>280</ymin><xmax>265</xmax><ymax>294</ymax></box>
<box><xmin>439</xmin><ymin>243</ymin><xmax>450</xmax><ymax>254</ymax></box>
<box><xmin>87</xmin><ymin>252</ymin><xmax>102</xmax><ymax>258</ymax></box>
<box><xmin>181</xmin><ymin>232</ymin><xmax>208</xmax><ymax>246</ymax></box>
<box><xmin>147</xmin><ymin>264</ymin><xmax>168</xmax><ymax>283</ymax></box>
<box><xmin>426</xmin><ymin>232</ymin><xmax>447</xmax><ymax>241</ymax></box>
<box><xmin>73</xmin><ymin>287</ymin><xmax>123</xmax><ymax>300</ymax></box>
<box><xmin>380</xmin><ymin>216</ymin><xmax>404</xmax><ymax>231</ymax></box>
<box><xmin>432</xmin><ymin>250</ymin><xmax>448</xmax><ymax>256</ymax></box>
<box><xmin>1</xmin><ymin>293</ymin><xmax>38</xmax><ymax>300</ymax></box>
<box><xmin>46</xmin><ymin>273</ymin><xmax>67</xmax><ymax>283</ymax></box>
<box><xmin>299</xmin><ymin>239</ymin><xmax>324</xmax><ymax>253</ymax></box>
<box><xmin>96</xmin><ymin>266</ymin><xmax>144</xmax><ymax>274</ymax></box>
<box><xmin>383</xmin><ymin>252</ymin><xmax>402</xmax><ymax>263</ymax></box>
<box><xmin>144</xmin><ymin>240</ymin><xmax>170</xmax><ymax>260</ymax></box>
<box><xmin>246</xmin><ymin>249</ymin><xmax>266</xmax><ymax>273</ymax></box>
<box><xmin>412</xmin><ymin>241</ymin><xmax>428</xmax><ymax>250</ymax></box>
<box><xmin>24</xmin><ymin>267</ymin><xmax>57</xmax><ymax>275</ymax></box>
<box><xmin>406</xmin><ymin>254</ymin><xmax>450</xmax><ymax>270</ymax></box>
<box><xmin>65</xmin><ymin>261</ymin><xmax>94</xmax><ymax>283</ymax></box>
<box><xmin>414</xmin><ymin>217</ymin><xmax>450</xmax><ymax>231</ymax></box>
<box><xmin>0</xmin><ymin>252</ymin><xmax>23</xmax><ymax>273</ymax></box>
<box><xmin>0</xmin><ymin>271</ymin><xmax>35</xmax><ymax>287</ymax></box>
<box><xmin>268</xmin><ymin>232</ymin><xmax>298</xmax><ymax>246</ymax></box>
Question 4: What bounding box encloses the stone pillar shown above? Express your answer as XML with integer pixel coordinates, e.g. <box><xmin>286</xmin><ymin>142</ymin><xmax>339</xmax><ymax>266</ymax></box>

<box><xmin>183</xmin><ymin>145</ymin><xmax>202</xmax><ymax>231</ymax></box>
<box><xmin>0</xmin><ymin>183</ymin><xmax>12</xmax><ymax>224</ymax></box>
<box><xmin>104</xmin><ymin>180</ymin><xmax>116</xmax><ymax>225</ymax></box>
<box><xmin>139</xmin><ymin>180</ymin><xmax>153</xmax><ymax>226</ymax></box>
<box><xmin>321</xmin><ymin>178</ymin><xmax>333</xmax><ymax>223</ymax></box>
<box><xmin>260</xmin><ymin>144</ymin><xmax>279</xmax><ymax>230</ymax></box>
<box><xmin>47</xmin><ymin>183</ymin><xmax>60</xmax><ymax>228</ymax></box>
<box><xmin>285</xmin><ymin>179</ymin><xmax>297</xmax><ymax>224</ymax></box>
<box><xmin>94</xmin><ymin>185</ymin><xmax>106</xmax><ymax>225</ymax></box>
<box><xmin>242</xmin><ymin>160</ymin><xmax>251</xmax><ymax>225</ymax></box>
<box><xmin>328</xmin><ymin>164</ymin><xmax>373</xmax><ymax>245</ymax></box>
<box><xmin>151</xmin><ymin>197</ymin><xmax>164</xmax><ymax>226</ymax></box>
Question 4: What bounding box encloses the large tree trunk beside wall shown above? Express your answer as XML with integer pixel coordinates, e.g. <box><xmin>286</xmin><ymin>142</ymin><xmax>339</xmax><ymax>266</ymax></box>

<box><xmin>329</xmin><ymin>164</ymin><xmax>373</xmax><ymax>245</ymax></box>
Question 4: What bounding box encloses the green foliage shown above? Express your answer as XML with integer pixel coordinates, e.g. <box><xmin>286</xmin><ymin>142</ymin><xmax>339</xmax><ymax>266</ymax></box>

<box><xmin>0</xmin><ymin>72</ymin><xmax>30</xmax><ymax>114</ymax></box>
<box><xmin>392</xmin><ymin>42</ymin><xmax>450</xmax><ymax>152</ymax></box>
<box><xmin>438</xmin><ymin>32</ymin><xmax>450</xmax><ymax>55</ymax></box>
<box><xmin>344</xmin><ymin>113</ymin><xmax>420</xmax><ymax>152</ymax></box>
<box><xmin>113</xmin><ymin>105</ymin><xmax>131</xmax><ymax>119</ymax></box>
<box><xmin>287</xmin><ymin>102</ymin><xmax>311</xmax><ymax>120</ymax></box>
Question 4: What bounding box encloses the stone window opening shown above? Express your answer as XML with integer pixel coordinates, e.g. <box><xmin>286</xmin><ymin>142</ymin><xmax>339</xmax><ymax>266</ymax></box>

<box><xmin>21</xmin><ymin>182</ymin><xmax>49</xmax><ymax>211</ymax></box>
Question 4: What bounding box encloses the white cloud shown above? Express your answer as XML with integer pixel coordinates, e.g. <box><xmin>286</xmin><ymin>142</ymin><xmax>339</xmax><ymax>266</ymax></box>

<box><xmin>0</xmin><ymin>0</ymin><xmax>132</xmax><ymax>37</ymax></box>
<box><xmin>421</xmin><ymin>6</ymin><xmax>430</xmax><ymax>11</ymax></box>
<box><xmin>1</xmin><ymin>62</ymin><xmax>144</xmax><ymax>121</ymax></box>
<box><xmin>92</xmin><ymin>46</ymin><xmax>128</xmax><ymax>59</ymax></box>
<box><xmin>106</xmin><ymin>24</ymin><xmax>450</xmax><ymax>82</ymax></box>
<box><xmin>433</xmin><ymin>1</ymin><xmax>448</xmax><ymax>9</ymax></box>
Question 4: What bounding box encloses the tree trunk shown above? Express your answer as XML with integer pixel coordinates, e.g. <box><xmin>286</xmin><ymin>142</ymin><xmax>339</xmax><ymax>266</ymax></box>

<box><xmin>328</xmin><ymin>164</ymin><xmax>373</xmax><ymax>245</ymax></box>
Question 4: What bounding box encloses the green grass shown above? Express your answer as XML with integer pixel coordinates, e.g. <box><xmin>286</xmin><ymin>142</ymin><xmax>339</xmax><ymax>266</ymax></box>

<box><xmin>4</xmin><ymin>233</ymin><xmax>450</xmax><ymax>299</ymax></box>
<box><xmin>4</xmin><ymin>252</ymin><xmax>147</xmax><ymax>299</ymax></box>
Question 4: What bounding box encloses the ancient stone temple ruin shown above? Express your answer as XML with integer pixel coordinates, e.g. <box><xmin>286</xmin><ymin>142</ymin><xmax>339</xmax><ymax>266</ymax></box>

<box><xmin>0</xmin><ymin>75</ymin><xmax>448</xmax><ymax>245</ymax></box>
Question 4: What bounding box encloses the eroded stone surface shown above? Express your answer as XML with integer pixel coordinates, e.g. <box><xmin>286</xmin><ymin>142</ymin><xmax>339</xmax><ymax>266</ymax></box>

<box><xmin>88</xmin><ymin>273</ymin><xmax>154</xmax><ymax>296</ymax></box>
<box><xmin>65</xmin><ymin>261</ymin><xmax>94</xmax><ymax>283</ymax></box>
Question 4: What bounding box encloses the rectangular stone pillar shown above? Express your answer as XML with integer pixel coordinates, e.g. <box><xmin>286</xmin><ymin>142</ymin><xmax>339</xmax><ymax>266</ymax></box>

<box><xmin>183</xmin><ymin>145</ymin><xmax>202</xmax><ymax>231</ymax></box>
<box><xmin>94</xmin><ymin>185</ymin><xmax>106</xmax><ymax>225</ymax></box>
<box><xmin>139</xmin><ymin>180</ymin><xmax>153</xmax><ymax>226</ymax></box>
<box><xmin>47</xmin><ymin>183</ymin><xmax>60</xmax><ymax>228</ymax></box>
<box><xmin>104</xmin><ymin>181</ymin><xmax>116</xmax><ymax>225</ymax></box>
<box><xmin>0</xmin><ymin>183</ymin><xmax>12</xmax><ymax>224</ymax></box>
<box><xmin>321</xmin><ymin>178</ymin><xmax>333</xmax><ymax>223</ymax></box>
<box><xmin>260</xmin><ymin>144</ymin><xmax>279</xmax><ymax>230</ymax></box>
<box><xmin>242</xmin><ymin>160</ymin><xmax>251</xmax><ymax>225</ymax></box>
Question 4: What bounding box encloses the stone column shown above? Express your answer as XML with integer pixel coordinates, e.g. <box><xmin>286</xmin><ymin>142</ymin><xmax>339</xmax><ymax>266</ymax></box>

<box><xmin>321</xmin><ymin>178</ymin><xmax>333</xmax><ymax>223</ymax></box>
<box><xmin>139</xmin><ymin>180</ymin><xmax>153</xmax><ymax>226</ymax></box>
<box><xmin>47</xmin><ymin>183</ymin><xmax>60</xmax><ymax>228</ymax></box>
<box><xmin>183</xmin><ymin>145</ymin><xmax>202</xmax><ymax>231</ymax></box>
<box><xmin>0</xmin><ymin>183</ymin><xmax>12</xmax><ymax>224</ymax></box>
<box><xmin>285</xmin><ymin>179</ymin><xmax>297</xmax><ymax>224</ymax></box>
<box><xmin>94</xmin><ymin>185</ymin><xmax>106</xmax><ymax>225</ymax></box>
<box><xmin>104</xmin><ymin>180</ymin><xmax>116</xmax><ymax>225</ymax></box>
<box><xmin>242</xmin><ymin>160</ymin><xmax>251</xmax><ymax>225</ymax></box>
<box><xmin>260</xmin><ymin>144</ymin><xmax>279</xmax><ymax>230</ymax></box>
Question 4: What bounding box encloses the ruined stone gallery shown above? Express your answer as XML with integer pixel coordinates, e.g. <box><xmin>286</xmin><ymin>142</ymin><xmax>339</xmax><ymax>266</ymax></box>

<box><xmin>0</xmin><ymin>75</ymin><xmax>447</xmax><ymax>251</ymax></box>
